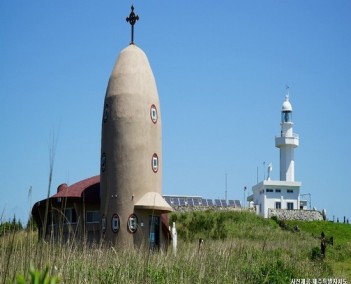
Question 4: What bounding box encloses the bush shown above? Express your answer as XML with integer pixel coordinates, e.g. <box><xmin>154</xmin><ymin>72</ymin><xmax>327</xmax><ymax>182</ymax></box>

<box><xmin>16</xmin><ymin>266</ymin><xmax>59</xmax><ymax>284</ymax></box>
<box><xmin>270</xmin><ymin>215</ymin><xmax>278</xmax><ymax>222</ymax></box>
<box><xmin>310</xmin><ymin>246</ymin><xmax>322</xmax><ymax>260</ymax></box>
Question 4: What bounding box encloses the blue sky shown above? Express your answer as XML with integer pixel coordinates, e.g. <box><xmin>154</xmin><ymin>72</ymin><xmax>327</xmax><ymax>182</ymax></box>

<box><xmin>1</xmin><ymin>1</ymin><xmax>350</xmax><ymax>224</ymax></box>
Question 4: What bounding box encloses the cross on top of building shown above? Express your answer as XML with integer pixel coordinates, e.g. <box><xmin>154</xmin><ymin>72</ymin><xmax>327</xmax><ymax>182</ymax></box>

<box><xmin>126</xmin><ymin>5</ymin><xmax>139</xmax><ymax>45</ymax></box>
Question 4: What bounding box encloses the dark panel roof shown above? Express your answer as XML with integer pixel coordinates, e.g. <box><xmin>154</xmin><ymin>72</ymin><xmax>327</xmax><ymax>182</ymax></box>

<box><xmin>52</xmin><ymin>175</ymin><xmax>100</xmax><ymax>199</ymax></box>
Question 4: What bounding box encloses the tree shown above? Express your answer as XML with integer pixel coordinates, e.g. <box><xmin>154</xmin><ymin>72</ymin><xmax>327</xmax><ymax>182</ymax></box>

<box><xmin>0</xmin><ymin>215</ymin><xmax>24</xmax><ymax>236</ymax></box>
<box><xmin>26</xmin><ymin>214</ymin><xmax>37</xmax><ymax>231</ymax></box>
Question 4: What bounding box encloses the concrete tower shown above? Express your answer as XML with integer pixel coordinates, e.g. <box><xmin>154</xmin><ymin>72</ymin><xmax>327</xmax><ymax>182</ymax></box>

<box><xmin>100</xmin><ymin>7</ymin><xmax>172</xmax><ymax>248</ymax></box>
<box><xmin>275</xmin><ymin>94</ymin><xmax>299</xmax><ymax>182</ymax></box>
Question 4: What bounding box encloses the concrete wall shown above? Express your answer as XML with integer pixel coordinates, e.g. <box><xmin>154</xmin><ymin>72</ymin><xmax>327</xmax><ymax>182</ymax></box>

<box><xmin>169</xmin><ymin>206</ymin><xmax>322</xmax><ymax>222</ymax></box>
<box><xmin>269</xmin><ymin>209</ymin><xmax>323</xmax><ymax>221</ymax></box>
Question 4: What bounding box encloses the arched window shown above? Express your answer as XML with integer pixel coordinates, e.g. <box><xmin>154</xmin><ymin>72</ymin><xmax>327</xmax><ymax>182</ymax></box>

<box><xmin>111</xmin><ymin>214</ymin><xmax>120</xmax><ymax>233</ymax></box>
<box><xmin>152</xmin><ymin>153</ymin><xmax>158</xmax><ymax>173</ymax></box>
<box><xmin>103</xmin><ymin>104</ymin><xmax>109</xmax><ymax>123</ymax></box>
<box><xmin>150</xmin><ymin>105</ymin><xmax>158</xmax><ymax>124</ymax></box>
<box><xmin>127</xmin><ymin>214</ymin><xmax>138</xmax><ymax>233</ymax></box>
<box><xmin>101</xmin><ymin>153</ymin><xmax>106</xmax><ymax>172</ymax></box>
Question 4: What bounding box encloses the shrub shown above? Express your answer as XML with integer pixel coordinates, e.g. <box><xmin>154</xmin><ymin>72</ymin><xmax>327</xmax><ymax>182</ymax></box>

<box><xmin>16</xmin><ymin>266</ymin><xmax>59</xmax><ymax>284</ymax></box>
<box><xmin>270</xmin><ymin>215</ymin><xmax>278</xmax><ymax>222</ymax></box>
<box><xmin>310</xmin><ymin>246</ymin><xmax>322</xmax><ymax>260</ymax></box>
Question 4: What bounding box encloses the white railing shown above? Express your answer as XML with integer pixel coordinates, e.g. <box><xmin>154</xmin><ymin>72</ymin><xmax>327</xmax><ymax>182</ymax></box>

<box><xmin>276</xmin><ymin>133</ymin><xmax>299</xmax><ymax>139</ymax></box>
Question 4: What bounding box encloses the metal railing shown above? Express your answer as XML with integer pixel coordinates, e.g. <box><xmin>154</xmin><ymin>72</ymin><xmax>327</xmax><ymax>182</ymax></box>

<box><xmin>276</xmin><ymin>133</ymin><xmax>299</xmax><ymax>139</ymax></box>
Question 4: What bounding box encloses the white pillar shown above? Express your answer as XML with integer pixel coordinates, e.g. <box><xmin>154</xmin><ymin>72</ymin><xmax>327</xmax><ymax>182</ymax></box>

<box><xmin>171</xmin><ymin>222</ymin><xmax>177</xmax><ymax>256</ymax></box>
<box><xmin>275</xmin><ymin>95</ymin><xmax>299</xmax><ymax>182</ymax></box>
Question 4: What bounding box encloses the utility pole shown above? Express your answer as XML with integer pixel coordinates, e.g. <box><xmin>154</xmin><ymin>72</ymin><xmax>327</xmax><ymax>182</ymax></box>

<box><xmin>225</xmin><ymin>172</ymin><xmax>228</xmax><ymax>203</ymax></box>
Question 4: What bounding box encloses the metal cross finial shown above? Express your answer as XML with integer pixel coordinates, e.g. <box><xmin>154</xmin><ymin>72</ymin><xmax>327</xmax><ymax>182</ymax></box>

<box><xmin>286</xmin><ymin>84</ymin><xmax>290</xmax><ymax>98</ymax></box>
<box><xmin>126</xmin><ymin>5</ymin><xmax>139</xmax><ymax>45</ymax></box>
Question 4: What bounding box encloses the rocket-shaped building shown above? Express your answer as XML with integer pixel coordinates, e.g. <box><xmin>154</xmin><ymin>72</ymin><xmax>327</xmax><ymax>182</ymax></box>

<box><xmin>100</xmin><ymin>7</ymin><xmax>172</xmax><ymax>248</ymax></box>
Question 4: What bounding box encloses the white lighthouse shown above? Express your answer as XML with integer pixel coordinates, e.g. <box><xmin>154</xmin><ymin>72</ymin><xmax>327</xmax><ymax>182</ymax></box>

<box><xmin>248</xmin><ymin>92</ymin><xmax>302</xmax><ymax>218</ymax></box>
<box><xmin>275</xmin><ymin>95</ymin><xmax>299</xmax><ymax>182</ymax></box>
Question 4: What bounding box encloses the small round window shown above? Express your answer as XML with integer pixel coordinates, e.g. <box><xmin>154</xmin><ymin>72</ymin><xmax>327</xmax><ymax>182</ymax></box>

<box><xmin>150</xmin><ymin>104</ymin><xmax>158</xmax><ymax>124</ymax></box>
<box><xmin>151</xmin><ymin>153</ymin><xmax>158</xmax><ymax>173</ymax></box>
<box><xmin>101</xmin><ymin>153</ymin><xmax>106</xmax><ymax>172</ymax></box>
<box><xmin>127</xmin><ymin>214</ymin><xmax>138</xmax><ymax>233</ymax></box>
<box><xmin>111</xmin><ymin>213</ymin><xmax>120</xmax><ymax>233</ymax></box>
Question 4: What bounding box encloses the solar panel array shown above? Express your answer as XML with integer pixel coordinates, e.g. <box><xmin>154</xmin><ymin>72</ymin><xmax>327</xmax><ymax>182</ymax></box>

<box><xmin>163</xmin><ymin>196</ymin><xmax>241</xmax><ymax>208</ymax></box>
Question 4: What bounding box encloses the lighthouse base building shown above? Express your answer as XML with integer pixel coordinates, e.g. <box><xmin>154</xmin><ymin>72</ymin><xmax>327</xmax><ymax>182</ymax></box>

<box><xmin>250</xmin><ymin>180</ymin><xmax>302</xmax><ymax>218</ymax></box>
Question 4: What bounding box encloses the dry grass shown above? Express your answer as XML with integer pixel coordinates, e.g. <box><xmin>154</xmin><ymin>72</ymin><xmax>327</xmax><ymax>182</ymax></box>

<box><xmin>0</xmin><ymin>229</ymin><xmax>340</xmax><ymax>283</ymax></box>
<box><xmin>1</xmin><ymin>211</ymin><xmax>350</xmax><ymax>283</ymax></box>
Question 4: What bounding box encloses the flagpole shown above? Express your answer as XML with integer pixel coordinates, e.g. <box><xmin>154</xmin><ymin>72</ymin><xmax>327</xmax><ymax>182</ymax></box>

<box><xmin>243</xmin><ymin>186</ymin><xmax>247</xmax><ymax>209</ymax></box>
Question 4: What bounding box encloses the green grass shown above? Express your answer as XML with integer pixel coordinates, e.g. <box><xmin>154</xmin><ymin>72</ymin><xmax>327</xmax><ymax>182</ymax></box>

<box><xmin>170</xmin><ymin>210</ymin><xmax>351</xmax><ymax>281</ymax></box>
<box><xmin>1</xmin><ymin>211</ymin><xmax>350</xmax><ymax>283</ymax></box>
<box><xmin>284</xmin><ymin>219</ymin><xmax>351</xmax><ymax>280</ymax></box>
<box><xmin>285</xmin><ymin>220</ymin><xmax>351</xmax><ymax>245</ymax></box>
<box><xmin>170</xmin><ymin>210</ymin><xmax>280</xmax><ymax>241</ymax></box>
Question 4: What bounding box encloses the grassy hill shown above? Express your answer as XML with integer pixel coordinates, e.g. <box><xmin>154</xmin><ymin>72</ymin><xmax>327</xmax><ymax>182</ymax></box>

<box><xmin>284</xmin><ymin>219</ymin><xmax>351</xmax><ymax>279</ymax></box>
<box><xmin>284</xmin><ymin>219</ymin><xmax>351</xmax><ymax>245</ymax></box>
<box><xmin>0</xmin><ymin>210</ymin><xmax>350</xmax><ymax>283</ymax></box>
<box><xmin>170</xmin><ymin>210</ymin><xmax>351</xmax><ymax>282</ymax></box>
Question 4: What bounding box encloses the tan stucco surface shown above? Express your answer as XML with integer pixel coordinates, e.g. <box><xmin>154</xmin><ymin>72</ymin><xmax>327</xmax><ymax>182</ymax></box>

<box><xmin>100</xmin><ymin>44</ymin><xmax>166</xmax><ymax>246</ymax></box>
<box><xmin>134</xmin><ymin>192</ymin><xmax>173</xmax><ymax>212</ymax></box>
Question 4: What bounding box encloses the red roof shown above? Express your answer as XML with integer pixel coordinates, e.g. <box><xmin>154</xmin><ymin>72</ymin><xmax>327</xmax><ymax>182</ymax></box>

<box><xmin>51</xmin><ymin>175</ymin><xmax>100</xmax><ymax>198</ymax></box>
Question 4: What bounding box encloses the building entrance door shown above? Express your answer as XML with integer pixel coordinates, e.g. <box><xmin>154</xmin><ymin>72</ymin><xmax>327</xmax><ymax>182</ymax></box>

<box><xmin>149</xmin><ymin>215</ymin><xmax>160</xmax><ymax>250</ymax></box>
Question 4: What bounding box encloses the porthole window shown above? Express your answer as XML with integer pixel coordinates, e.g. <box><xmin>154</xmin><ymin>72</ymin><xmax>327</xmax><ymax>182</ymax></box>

<box><xmin>152</xmin><ymin>153</ymin><xmax>158</xmax><ymax>173</ymax></box>
<box><xmin>101</xmin><ymin>153</ymin><xmax>106</xmax><ymax>172</ymax></box>
<box><xmin>101</xmin><ymin>215</ymin><xmax>107</xmax><ymax>233</ymax></box>
<box><xmin>150</xmin><ymin>104</ymin><xmax>158</xmax><ymax>124</ymax></box>
<box><xmin>111</xmin><ymin>213</ymin><xmax>120</xmax><ymax>233</ymax></box>
<box><xmin>127</xmin><ymin>214</ymin><xmax>138</xmax><ymax>233</ymax></box>
<box><xmin>103</xmin><ymin>104</ymin><xmax>109</xmax><ymax>123</ymax></box>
